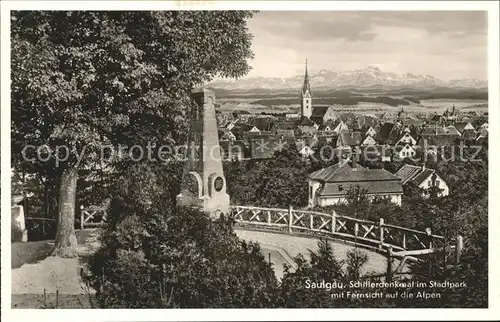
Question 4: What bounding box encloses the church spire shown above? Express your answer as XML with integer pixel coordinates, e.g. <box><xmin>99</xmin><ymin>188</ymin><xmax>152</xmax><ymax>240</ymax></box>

<box><xmin>299</xmin><ymin>59</ymin><xmax>312</xmax><ymax>118</ymax></box>
<box><xmin>302</xmin><ymin>58</ymin><xmax>311</xmax><ymax>96</ymax></box>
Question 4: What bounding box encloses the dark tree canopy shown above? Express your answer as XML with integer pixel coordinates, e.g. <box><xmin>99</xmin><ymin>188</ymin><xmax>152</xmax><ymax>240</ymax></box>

<box><xmin>12</xmin><ymin>10</ymin><xmax>256</xmax><ymax>171</ymax></box>
<box><xmin>11</xmin><ymin>10</ymin><xmax>256</xmax><ymax>256</ymax></box>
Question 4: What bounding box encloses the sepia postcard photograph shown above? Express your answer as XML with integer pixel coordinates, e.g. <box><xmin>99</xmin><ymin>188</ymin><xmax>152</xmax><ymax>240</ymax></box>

<box><xmin>1</xmin><ymin>1</ymin><xmax>499</xmax><ymax>321</ymax></box>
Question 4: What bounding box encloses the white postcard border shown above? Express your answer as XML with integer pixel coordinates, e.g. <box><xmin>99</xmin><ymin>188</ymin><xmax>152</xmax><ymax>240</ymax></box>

<box><xmin>1</xmin><ymin>1</ymin><xmax>499</xmax><ymax>321</ymax></box>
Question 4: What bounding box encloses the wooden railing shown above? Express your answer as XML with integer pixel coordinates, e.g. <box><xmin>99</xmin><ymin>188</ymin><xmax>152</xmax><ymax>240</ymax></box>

<box><xmin>25</xmin><ymin>217</ymin><xmax>56</xmax><ymax>240</ymax></box>
<box><xmin>23</xmin><ymin>206</ymin><xmax>106</xmax><ymax>241</ymax></box>
<box><xmin>79</xmin><ymin>206</ymin><xmax>107</xmax><ymax>230</ymax></box>
<box><xmin>230</xmin><ymin>205</ymin><xmax>462</xmax><ymax>259</ymax></box>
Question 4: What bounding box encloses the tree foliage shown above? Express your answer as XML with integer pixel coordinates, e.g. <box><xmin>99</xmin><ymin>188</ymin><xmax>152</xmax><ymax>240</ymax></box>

<box><xmin>225</xmin><ymin>146</ymin><xmax>309</xmax><ymax>208</ymax></box>
<box><xmin>83</xmin><ymin>162</ymin><xmax>277</xmax><ymax>308</ymax></box>
<box><xmin>11</xmin><ymin>10</ymin><xmax>256</xmax><ymax>255</ymax></box>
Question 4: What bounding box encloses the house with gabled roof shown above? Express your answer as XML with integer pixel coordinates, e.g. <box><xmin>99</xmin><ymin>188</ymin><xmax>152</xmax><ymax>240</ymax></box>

<box><xmin>361</xmin><ymin>135</ymin><xmax>377</xmax><ymax>147</ymax></box>
<box><xmin>365</xmin><ymin>126</ymin><xmax>377</xmax><ymax>138</ymax></box>
<box><xmin>308</xmin><ymin>159</ymin><xmax>403</xmax><ymax>207</ymax></box>
<box><xmin>298</xmin><ymin>145</ymin><xmax>315</xmax><ymax>157</ymax></box>
<box><xmin>454</xmin><ymin>122</ymin><xmax>475</xmax><ymax>134</ymax></box>
<box><xmin>318</xmin><ymin>124</ymin><xmax>332</xmax><ymax>132</ymax></box>
<box><xmin>336</xmin><ymin>131</ymin><xmax>363</xmax><ymax>148</ymax></box>
<box><xmin>395</xmin><ymin>132</ymin><xmax>417</xmax><ymax>146</ymax></box>
<box><xmin>249</xmin><ymin>125</ymin><xmax>261</xmax><ymax>133</ymax></box>
<box><xmin>476</xmin><ymin>128</ymin><xmax>488</xmax><ymax>143</ymax></box>
<box><xmin>395</xmin><ymin>164</ymin><xmax>449</xmax><ymax>197</ymax></box>
<box><xmin>332</xmin><ymin>120</ymin><xmax>349</xmax><ymax>134</ymax></box>
<box><xmin>443</xmin><ymin>125</ymin><xmax>461</xmax><ymax>136</ymax></box>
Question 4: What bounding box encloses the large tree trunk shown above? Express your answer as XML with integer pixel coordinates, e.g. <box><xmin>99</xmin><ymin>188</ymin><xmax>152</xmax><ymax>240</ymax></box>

<box><xmin>52</xmin><ymin>166</ymin><xmax>78</xmax><ymax>257</ymax></box>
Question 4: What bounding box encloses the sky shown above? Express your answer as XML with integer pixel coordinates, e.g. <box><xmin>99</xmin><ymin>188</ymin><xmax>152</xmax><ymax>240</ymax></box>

<box><xmin>244</xmin><ymin>11</ymin><xmax>487</xmax><ymax>80</ymax></box>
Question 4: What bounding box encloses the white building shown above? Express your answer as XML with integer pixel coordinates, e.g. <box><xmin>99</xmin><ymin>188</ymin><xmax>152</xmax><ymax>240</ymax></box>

<box><xmin>393</xmin><ymin>144</ymin><xmax>416</xmax><ymax>160</ymax></box>
<box><xmin>395</xmin><ymin>164</ymin><xmax>449</xmax><ymax>197</ymax></box>
<box><xmin>308</xmin><ymin>160</ymin><xmax>403</xmax><ymax>207</ymax></box>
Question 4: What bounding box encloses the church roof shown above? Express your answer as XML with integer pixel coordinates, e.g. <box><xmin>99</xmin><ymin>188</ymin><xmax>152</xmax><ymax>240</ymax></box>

<box><xmin>311</xmin><ymin>105</ymin><xmax>331</xmax><ymax>118</ymax></box>
<box><xmin>297</xmin><ymin>116</ymin><xmax>315</xmax><ymax>126</ymax></box>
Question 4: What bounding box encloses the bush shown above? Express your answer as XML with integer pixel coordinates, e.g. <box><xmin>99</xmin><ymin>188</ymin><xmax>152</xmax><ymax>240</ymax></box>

<box><xmin>82</xmin><ymin>162</ymin><xmax>278</xmax><ymax>308</ymax></box>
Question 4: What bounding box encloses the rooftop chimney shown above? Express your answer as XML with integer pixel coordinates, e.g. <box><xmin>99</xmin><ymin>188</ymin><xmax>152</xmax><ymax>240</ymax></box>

<box><xmin>352</xmin><ymin>150</ymin><xmax>358</xmax><ymax>171</ymax></box>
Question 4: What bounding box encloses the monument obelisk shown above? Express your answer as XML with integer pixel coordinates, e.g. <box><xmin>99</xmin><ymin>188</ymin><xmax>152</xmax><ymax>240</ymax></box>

<box><xmin>176</xmin><ymin>88</ymin><xmax>230</xmax><ymax>217</ymax></box>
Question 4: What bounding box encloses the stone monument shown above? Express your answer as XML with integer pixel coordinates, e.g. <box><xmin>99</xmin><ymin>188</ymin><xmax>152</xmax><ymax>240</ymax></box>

<box><xmin>176</xmin><ymin>88</ymin><xmax>230</xmax><ymax>217</ymax></box>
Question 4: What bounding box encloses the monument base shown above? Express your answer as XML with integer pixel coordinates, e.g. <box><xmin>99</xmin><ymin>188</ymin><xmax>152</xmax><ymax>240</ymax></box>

<box><xmin>203</xmin><ymin>193</ymin><xmax>231</xmax><ymax>219</ymax></box>
<box><xmin>176</xmin><ymin>193</ymin><xmax>230</xmax><ymax>219</ymax></box>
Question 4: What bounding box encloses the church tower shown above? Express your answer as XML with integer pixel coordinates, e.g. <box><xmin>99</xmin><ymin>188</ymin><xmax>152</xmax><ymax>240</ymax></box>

<box><xmin>300</xmin><ymin>59</ymin><xmax>312</xmax><ymax>118</ymax></box>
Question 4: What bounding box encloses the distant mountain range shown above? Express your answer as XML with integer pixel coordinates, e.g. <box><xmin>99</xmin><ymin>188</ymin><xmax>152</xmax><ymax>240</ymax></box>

<box><xmin>208</xmin><ymin>65</ymin><xmax>487</xmax><ymax>90</ymax></box>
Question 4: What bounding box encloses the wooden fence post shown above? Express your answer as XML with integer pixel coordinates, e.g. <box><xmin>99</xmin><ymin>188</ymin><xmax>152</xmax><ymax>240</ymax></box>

<box><xmin>267</xmin><ymin>210</ymin><xmax>271</xmax><ymax>224</ymax></box>
<box><xmin>386</xmin><ymin>246</ymin><xmax>393</xmax><ymax>282</ymax></box>
<box><xmin>331</xmin><ymin>211</ymin><xmax>336</xmax><ymax>234</ymax></box>
<box><xmin>379</xmin><ymin>218</ymin><xmax>385</xmax><ymax>249</ymax></box>
<box><xmin>426</xmin><ymin>227</ymin><xmax>432</xmax><ymax>250</ymax></box>
<box><xmin>80</xmin><ymin>205</ymin><xmax>84</xmax><ymax>231</ymax></box>
<box><xmin>455</xmin><ymin>235</ymin><xmax>463</xmax><ymax>264</ymax></box>
<box><xmin>288</xmin><ymin>205</ymin><xmax>293</xmax><ymax>233</ymax></box>
<box><xmin>310</xmin><ymin>213</ymin><xmax>314</xmax><ymax>230</ymax></box>
<box><xmin>354</xmin><ymin>222</ymin><xmax>359</xmax><ymax>239</ymax></box>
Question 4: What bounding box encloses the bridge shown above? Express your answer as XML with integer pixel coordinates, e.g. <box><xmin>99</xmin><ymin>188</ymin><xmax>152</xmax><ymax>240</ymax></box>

<box><xmin>229</xmin><ymin>205</ymin><xmax>463</xmax><ymax>279</ymax></box>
